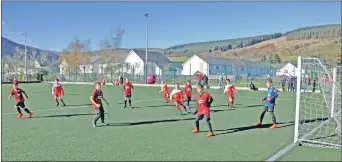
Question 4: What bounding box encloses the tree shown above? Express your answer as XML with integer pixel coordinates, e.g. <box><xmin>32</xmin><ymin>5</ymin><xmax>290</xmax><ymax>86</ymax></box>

<box><xmin>28</xmin><ymin>49</ymin><xmax>39</xmax><ymax>75</ymax></box>
<box><xmin>39</xmin><ymin>51</ymin><xmax>49</xmax><ymax>65</ymax></box>
<box><xmin>273</xmin><ymin>54</ymin><xmax>281</xmax><ymax>63</ymax></box>
<box><xmin>261</xmin><ymin>55</ymin><xmax>267</xmax><ymax>62</ymax></box>
<box><xmin>267</xmin><ymin>54</ymin><xmax>274</xmax><ymax>64</ymax></box>
<box><xmin>60</xmin><ymin>37</ymin><xmax>92</xmax><ymax>80</ymax></box>
<box><xmin>13</xmin><ymin>46</ymin><xmax>25</xmax><ymax>74</ymax></box>
<box><xmin>99</xmin><ymin>27</ymin><xmax>125</xmax><ymax>80</ymax></box>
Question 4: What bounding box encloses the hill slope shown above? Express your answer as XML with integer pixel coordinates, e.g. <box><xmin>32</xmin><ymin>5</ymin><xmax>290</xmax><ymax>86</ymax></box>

<box><xmin>211</xmin><ymin>36</ymin><xmax>341</xmax><ymax>64</ymax></box>
<box><xmin>165</xmin><ymin>33</ymin><xmax>283</xmax><ymax>57</ymax></box>
<box><xmin>168</xmin><ymin>24</ymin><xmax>341</xmax><ymax>64</ymax></box>
<box><xmin>1</xmin><ymin>37</ymin><xmax>59</xmax><ymax>60</ymax></box>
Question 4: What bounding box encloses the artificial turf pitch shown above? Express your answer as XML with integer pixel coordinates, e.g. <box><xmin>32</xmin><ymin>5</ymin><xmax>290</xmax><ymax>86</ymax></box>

<box><xmin>1</xmin><ymin>83</ymin><xmax>341</xmax><ymax>161</ymax></box>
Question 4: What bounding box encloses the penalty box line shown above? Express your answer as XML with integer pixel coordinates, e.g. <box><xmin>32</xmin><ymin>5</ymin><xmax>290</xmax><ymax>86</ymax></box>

<box><xmin>2</xmin><ymin>98</ymin><xmax>162</xmax><ymax>116</ymax></box>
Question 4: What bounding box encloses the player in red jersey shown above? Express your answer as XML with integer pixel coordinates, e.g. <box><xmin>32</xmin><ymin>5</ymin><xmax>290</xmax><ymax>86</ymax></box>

<box><xmin>123</xmin><ymin>78</ymin><xmax>134</xmax><ymax>108</ymax></box>
<box><xmin>90</xmin><ymin>82</ymin><xmax>109</xmax><ymax>127</ymax></box>
<box><xmin>52</xmin><ymin>79</ymin><xmax>66</xmax><ymax>106</ymax></box>
<box><xmin>192</xmin><ymin>85</ymin><xmax>214</xmax><ymax>137</ymax></box>
<box><xmin>8</xmin><ymin>82</ymin><xmax>33</xmax><ymax>119</ymax></box>
<box><xmin>169</xmin><ymin>83</ymin><xmax>189</xmax><ymax>115</ymax></box>
<box><xmin>223</xmin><ymin>79</ymin><xmax>237</xmax><ymax>108</ymax></box>
<box><xmin>159</xmin><ymin>80</ymin><xmax>169</xmax><ymax>103</ymax></box>
<box><xmin>184</xmin><ymin>80</ymin><xmax>192</xmax><ymax>109</ymax></box>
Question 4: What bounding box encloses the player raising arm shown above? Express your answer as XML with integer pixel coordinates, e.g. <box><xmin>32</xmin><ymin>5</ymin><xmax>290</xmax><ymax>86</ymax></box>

<box><xmin>159</xmin><ymin>80</ymin><xmax>169</xmax><ymax>103</ymax></box>
<box><xmin>169</xmin><ymin>83</ymin><xmax>189</xmax><ymax>115</ymax></box>
<box><xmin>223</xmin><ymin>79</ymin><xmax>237</xmax><ymax>108</ymax></box>
<box><xmin>256</xmin><ymin>78</ymin><xmax>279</xmax><ymax>129</ymax></box>
<box><xmin>192</xmin><ymin>85</ymin><xmax>214</xmax><ymax>137</ymax></box>
<box><xmin>123</xmin><ymin>78</ymin><xmax>134</xmax><ymax>108</ymax></box>
<box><xmin>90</xmin><ymin>82</ymin><xmax>110</xmax><ymax>127</ymax></box>
<box><xmin>52</xmin><ymin>79</ymin><xmax>66</xmax><ymax>106</ymax></box>
<box><xmin>8</xmin><ymin>81</ymin><xmax>33</xmax><ymax>118</ymax></box>
<box><xmin>184</xmin><ymin>80</ymin><xmax>192</xmax><ymax>110</ymax></box>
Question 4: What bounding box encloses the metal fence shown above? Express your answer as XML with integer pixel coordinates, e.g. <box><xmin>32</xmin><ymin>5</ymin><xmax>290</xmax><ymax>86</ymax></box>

<box><xmin>1</xmin><ymin>61</ymin><xmax>285</xmax><ymax>88</ymax></box>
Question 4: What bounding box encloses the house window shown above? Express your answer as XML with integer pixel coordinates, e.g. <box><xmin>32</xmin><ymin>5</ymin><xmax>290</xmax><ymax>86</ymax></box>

<box><xmin>135</xmin><ymin>62</ymin><xmax>140</xmax><ymax>68</ymax></box>
<box><xmin>285</xmin><ymin>70</ymin><xmax>288</xmax><ymax>74</ymax></box>
<box><xmin>241</xmin><ymin>67</ymin><xmax>244</xmax><ymax>72</ymax></box>
<box><xmin>216</xmin><ymin>66</ymin><xmax>219</xmax><ymax>70</ymax></box>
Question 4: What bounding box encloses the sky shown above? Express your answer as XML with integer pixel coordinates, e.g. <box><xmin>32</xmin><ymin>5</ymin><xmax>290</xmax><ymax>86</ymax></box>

<box><xmin>1</xmin><ymin>1</ymin><xmax>341</xmax><ymax>52</ymax></box>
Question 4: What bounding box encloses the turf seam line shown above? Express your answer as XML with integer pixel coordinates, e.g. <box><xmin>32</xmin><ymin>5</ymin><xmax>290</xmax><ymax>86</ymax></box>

<box><xmin>2</xmin><ymin>98</ymin><xmax>162</xmax><ymax>115</ymax></box>
<box><xmin>265</xmin><ymin>142</ymin><xmax>297</xmax><ymax>161</ymax></box>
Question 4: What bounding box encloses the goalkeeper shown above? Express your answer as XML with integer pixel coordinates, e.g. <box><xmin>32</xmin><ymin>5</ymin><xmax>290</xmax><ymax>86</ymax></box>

<box><xmin>256</xmin><ymin>78</ymin><xmax>279</xmax><ymax>129</ymax></box>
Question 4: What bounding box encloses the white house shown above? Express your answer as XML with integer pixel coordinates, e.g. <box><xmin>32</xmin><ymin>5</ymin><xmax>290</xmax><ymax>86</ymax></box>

<box><xmin>182</xmin><ymin>54</ymin><xmax>273</xmax><ymax>76</ymax></box>
<box><xmin>123</xmin><ymin>49</ymin><xmax>170</xmax><ymax>75</ymax></box>
<box><xmin>275</xmin><ymin>63</ymin><xmax>298</xmax><ymax>76</ymax></box>
<box><xmin>59</xmin><ymin>54</ymin><xmax>128</xmax><ymax>75</ymax></box>
<box><xmin>182</xmin><ymin>55</ymin><xmax>209</xmax><ymax>75</ymax></box>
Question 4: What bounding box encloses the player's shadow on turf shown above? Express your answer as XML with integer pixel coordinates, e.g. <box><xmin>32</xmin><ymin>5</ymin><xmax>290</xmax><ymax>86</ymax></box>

<box><xmin>33</xmin><ymin>113</ymin><xmax>107</xmax><ymax>118</ymax></box>
<box><xmin>213</xmin><ymin>117</ymin><xmax>329</xmax><ymax>136</ymax></box>
<box><xmin>211</xmin><ymin>104</ymin><xmax>241</xmax><ymax>108</ymax></box>
<box><xmin>142</xmin><ymin>104</ymin><xmax>175</xmax><ymax>108</ymax></box>
<box><xmin>244</xmin><ymin>104</ymin><xmax>264</xmax><ymax>108</ymax></box>
<box><xmin>211</xmin><ymin>109</ymin><xmax>236</xmax><ymax>113</ymax></box>
<box><xmin>105</xmin><ymin>118</ymin><xmax>195</xmax><ymax>127</ymax></box>
<box><xmin>65</xmin><ymin>103</ymin><xmax>92</xmax><ymax>106</ymax></box>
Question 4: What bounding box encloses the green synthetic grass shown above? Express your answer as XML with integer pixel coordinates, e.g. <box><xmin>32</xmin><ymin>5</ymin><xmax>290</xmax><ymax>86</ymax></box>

<box><xmin>1</xmin><ymin>84</ymin><xmax>341</xmax><ymax>161</ymax></box>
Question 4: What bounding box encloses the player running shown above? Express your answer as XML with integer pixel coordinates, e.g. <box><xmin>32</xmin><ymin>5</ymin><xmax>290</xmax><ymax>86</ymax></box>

<box><xmin>184</xmin><ymin>80</ymin><xmax>192</xmax><ymax>109</ymax></box>
<box><xmin>90</xmin><ymin>82</ymin><xmax>110</xmax><ymax>127</ymax></box>
<box><xmin>159</xmin><ymin>80</ymin><xmax>169</xmax><ymax>103</ymax></box>
<box><xmin>256</xmin><ymin>78</ymin><xmax>279</xmax><ymax>129</ymax></box>
<box><xmin>223</xmin><ymin>79</ymin><xmax>237</xmax><ymax>108</ymax></box>
<box><xmin>192</xmin><ymin>85</ymin><xmax>214</xmax><ymax>137</ymax></box>
<box><xmin>169</xmin><ymin>83</ymin><xmax>190</xmax><ymax>115</ymax></box>
<box><xmin>52</xmin><ymin>79</ymin><xmax>66</xmax><ymax>106</ymax></box>
<box><xmin>123</xmin><ymin>78</ymin><xmax>134</xmax><ymax>108</ymax></box>
<box><xmin>8</xmin><ymin>81</ymin><xmax>33</xmax><ymax>119</ymax></box>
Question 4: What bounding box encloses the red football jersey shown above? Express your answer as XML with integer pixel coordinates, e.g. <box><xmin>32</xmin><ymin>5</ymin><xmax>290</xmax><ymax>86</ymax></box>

<box><xmin>162</xmin><ymin>84</ymin><xmax>169</xmax><ymax>94</ymax></box>
<box><xmin>196</xmin><ymin>92</ymin><xmax>212</xmax><ymax>116</ymax></box>
<box><xmin>225</xmin><ymin>84</ymin><xmax>236</xmax><ymax>98</ymax></box>
<box><xmin>184</xmin><ymin>85</ymin><xmax>192</xmax><ymax>97</ymax></box>
<box><xmin>173</xmin><ymin>90</ymin><xmax>184</xmax><ymax>100</ymax></box>
<box><xmin>10</xmin><ymin>88</ymin><xmax>25</xmax><ymax>102</ymax></box>
<box><xmin>91</xmin><ymin>89</ymin><xmax>103</xmax><ymax>108</ymax></box>
<box><xmin>52</xmin><ymin>83</ymin><xmax>64</xmax><ymax>95</ymax></box>
<box><xmin>123</xmin><ymin>82</ymin><xmax>133</xmax><ymax>95</ymax></box>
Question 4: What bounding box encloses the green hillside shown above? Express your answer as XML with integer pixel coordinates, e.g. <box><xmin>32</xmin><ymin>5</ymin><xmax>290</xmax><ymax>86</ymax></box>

<box><xmin>165</xmin><ymin>24</ymin><xmax>341</xmax><ymax>59</ymax></box>
<box><xmin>164</xmin><ymin>33</ymin><xmax>283</xmax><ymax>57</ymax></box>
<box><xmin>285</xmin><ymin>24</ymin><xmax>341</xmax><ymax>40</ymax></box>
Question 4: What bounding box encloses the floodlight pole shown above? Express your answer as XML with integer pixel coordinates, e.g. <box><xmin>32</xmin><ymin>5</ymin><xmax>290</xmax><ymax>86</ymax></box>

<box><xmin>145</xmin><ymin>13</ymin><xmax>149</xmax><ymax>84</ymax></box>
<box><xmin>23</xmin><ymin>32</ymin><xmax>28</xmax><ymax>81</ymax></box>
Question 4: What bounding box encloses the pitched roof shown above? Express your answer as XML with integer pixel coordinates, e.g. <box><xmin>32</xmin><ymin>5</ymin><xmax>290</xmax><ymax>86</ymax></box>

<box><xmin>90</xmin><ymin>49</ymin><xmax>130</xmax><ymax>64</ymax></box>
<box><xmin>132</xmin><ymin>49</ymin><xmax>170</xmax><ymax>68</ymax></box>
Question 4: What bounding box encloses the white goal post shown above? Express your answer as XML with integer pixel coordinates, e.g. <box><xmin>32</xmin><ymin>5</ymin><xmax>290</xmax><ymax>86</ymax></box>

<box><xmin>294</xmin><ymin>56</ymin><xmax>341</xmax><ymax>149</ymax></box>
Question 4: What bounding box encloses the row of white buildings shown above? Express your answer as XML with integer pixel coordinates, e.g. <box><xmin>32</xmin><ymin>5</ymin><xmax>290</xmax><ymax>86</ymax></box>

<box><xmin>59</xmin><ymin>49</ymin><xmax>299</xmax><ymax>77</ymax></box>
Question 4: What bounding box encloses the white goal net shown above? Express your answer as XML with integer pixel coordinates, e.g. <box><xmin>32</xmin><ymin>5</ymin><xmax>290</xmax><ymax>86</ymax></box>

<box><xmin>294</xmin><ymin>56</ymin><xmax>341</xmax><ymax>149</ymax></box>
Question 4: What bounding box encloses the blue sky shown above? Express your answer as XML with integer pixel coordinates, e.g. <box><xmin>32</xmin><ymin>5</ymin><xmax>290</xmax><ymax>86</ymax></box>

<box><xmin>2</xmin><ymin>1</ymin><xmax>341</xmax><ymax>52</ymax></box>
